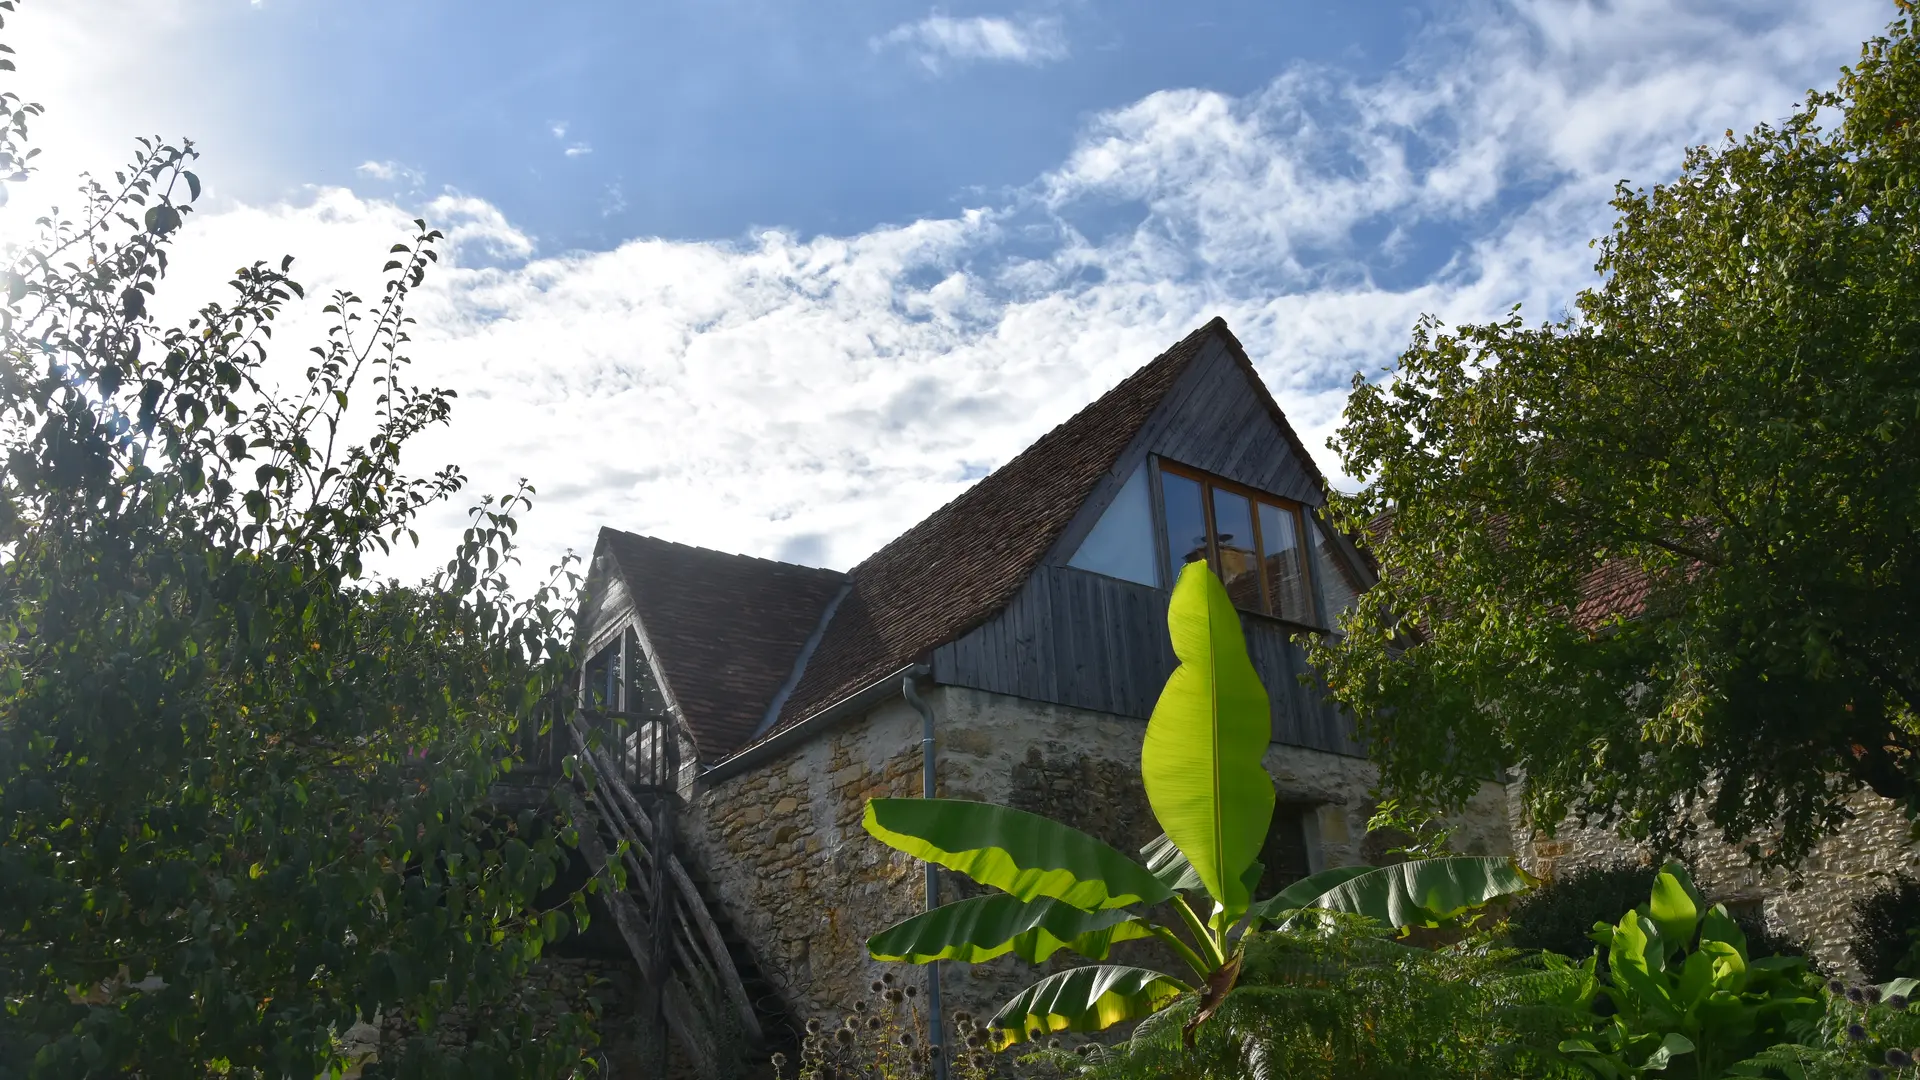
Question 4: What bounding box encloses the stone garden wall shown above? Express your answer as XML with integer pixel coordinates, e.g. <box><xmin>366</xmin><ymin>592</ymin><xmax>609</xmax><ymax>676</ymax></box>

<box><xmin>1509</xmin><ymin>782</ymin><xmax>1920</xmax><ymax>977</ymax></box>
<box><xmin>680</xmin><ymin>684</ymin><xmax>1515</xmax><ymax>1030</ymax></box>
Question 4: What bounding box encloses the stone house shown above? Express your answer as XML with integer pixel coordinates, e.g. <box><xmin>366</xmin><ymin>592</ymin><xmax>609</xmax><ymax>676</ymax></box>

<box><xmin>564</xmin><ymin>317</ymin><xmax>1514</xmax><ymax>1066</ymax></box>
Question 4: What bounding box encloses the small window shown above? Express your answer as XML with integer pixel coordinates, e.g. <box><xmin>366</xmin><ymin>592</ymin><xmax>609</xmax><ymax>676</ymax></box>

<box><xmin>1158</xmin><ymin>460</ymin><xmax>1322</xmax><ymax>625</ymax></box>
<box><xmin>582</xmin><ymin>638</ymin><xmax>622</xmax><ymax>710</ymax></box>
<box><xmin>1067</xmin><ymin>464</ymin><xmax>1160</xmax><ymax>587</ymax></box>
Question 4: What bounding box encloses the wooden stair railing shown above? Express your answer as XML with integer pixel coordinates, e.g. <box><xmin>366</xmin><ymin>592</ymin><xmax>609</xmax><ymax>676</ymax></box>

<box><xmin>511</xmin><ymin>685</ymin><xmax>795</xmax><ymax>1076</ymax></box>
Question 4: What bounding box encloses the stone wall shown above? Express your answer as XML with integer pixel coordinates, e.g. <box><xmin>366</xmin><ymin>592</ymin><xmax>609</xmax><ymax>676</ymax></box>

<box><xmin>681</xmin><ymin>684</ymin><xmax>1514</xmax><ymax>1030</ymax></box>
<box><xmin>1508</xmin><ymin>782</ymin><xmax>1920</xmax><ymax>977</ymax></box>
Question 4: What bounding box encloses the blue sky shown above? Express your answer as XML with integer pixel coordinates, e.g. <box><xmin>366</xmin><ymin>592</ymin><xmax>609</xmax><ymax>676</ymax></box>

<box><xmin>5</xmin><ymin>0</ymin><xmax>1891</xmax><ymax>579</ymax></box>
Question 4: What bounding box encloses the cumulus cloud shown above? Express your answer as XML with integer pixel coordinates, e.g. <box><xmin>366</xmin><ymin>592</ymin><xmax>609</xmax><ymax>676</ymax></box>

<box><xmin>875</xmin><ymin>12</ymin><xmax>1069</xmax><ymax>70</ymax></box>
<box><xmin>18</xmin><ymin>0</ymin><xmax>1886</xmax><ymax>587</ymax></box>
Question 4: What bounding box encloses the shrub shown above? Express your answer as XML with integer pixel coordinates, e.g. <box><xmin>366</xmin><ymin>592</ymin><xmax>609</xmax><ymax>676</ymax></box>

<box><xmin>1504</xmin><ymin>861</ymin><xmax>1653</xmax><ymax>960</ymax></box>
<box><xmin>1851</xmin><ymin>874</ymin><xmax>1920</xmax><ymax>984</ymax></box>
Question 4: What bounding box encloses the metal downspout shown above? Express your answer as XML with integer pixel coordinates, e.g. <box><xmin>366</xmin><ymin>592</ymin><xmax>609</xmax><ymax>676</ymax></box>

<box><xmin>901</xmin><ymin>675</ymin><xmax>947</xmax><ymax>1080</ymax></box>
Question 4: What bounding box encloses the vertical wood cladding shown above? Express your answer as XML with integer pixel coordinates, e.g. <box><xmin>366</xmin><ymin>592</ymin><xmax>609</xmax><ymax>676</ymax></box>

<box><xmin>932</xmin><ymin>565</ymin><xmax>1364</xmax><ymax>757</ymax></box>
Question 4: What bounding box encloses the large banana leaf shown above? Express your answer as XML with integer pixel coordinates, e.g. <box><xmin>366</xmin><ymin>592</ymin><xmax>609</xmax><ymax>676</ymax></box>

<box><xmin>1141</xmin><ymin>832</ymin><xmax>1205</xmax><ymax>893</ymax></box>
<box><xmin>1244</xmin><ymin>864</ymin><xmax>1378</xmax><ymax>924</ymax></box>
<box><xmin>1256</xmin><ymin>856</ymin><xmax>1533</xmax><ymax>929</ymax></box>
<box><xmin>989</xmin><ymin>965</ymin><xmax>1191</xmax><ymax>1047</ymax></box>
<box><xmin>867</xmin><ymin>894</ymin><xmax>1153</xmax><ymax>964</ymax></box>
<box><xmin>863</xmin><ymin>798</ymin><xmax>1173</xmax><ymax>910</ymax></box>
<box><xmin>1140</xmin><ymin>562</ymin><xmax>1276</xmax><ymax>919</ymax></box>
<box><xmin>1142</xmin><ymin>832</ymin><xmax>1262</xmax><ymax>902</ymax></box>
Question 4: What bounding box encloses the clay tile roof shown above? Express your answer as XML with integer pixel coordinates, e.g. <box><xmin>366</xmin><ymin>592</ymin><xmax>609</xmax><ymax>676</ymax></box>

<box><xmin>598</xmin><ymin>528</ymin><xmax>845</xmax><ymax>761</ymax></box>
<box><xmin>763</xmin><ymin>318</ymin><xmax>1234</xmax><ymax>736</ymax></box>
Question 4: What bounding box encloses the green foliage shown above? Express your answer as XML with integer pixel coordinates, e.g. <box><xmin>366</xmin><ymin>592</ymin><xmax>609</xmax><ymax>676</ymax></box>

<box><xmin>1048</xmin><ymin>915</ymin><xmax>1593</xmax><ymax>1080</ymax></box>
<box><xmin>1141</xmin><ymin>561</ymin><xmax>1276</xmax><ymax>923</ymax></box>
<box><xmin>862</xmin><ymin>562</ymin><xmax>1533</xmax><ymax>1050</ymax></box>
<box><xmin>1568</xmin><ymin>864</ymin><xmax>1822</xmax><ymax>1079</ymax></box>
<box><xmin>865</xmin><ymin>894</ymin><xmax>1153</xmax><ymax>965</ymax></box>
<box><xmin>1852</xmin><ymin>874</ymin><xmax>1920</xmax><ymax>984</ymax></box>
<box><xmin>1506</xmin><ymin>863</ymin><xmax>1658</xmax><ymax>963</ymax></box>
<box><xmin>0</xmin><ymin>15</ymin><xmax>591</xmax><ymax>1077</ymax></box>
<box><xmin>1729</xmin><ymin>977</ymin><xmax>1920</xmax><ymax>1080</ymax></box>
<box><xmin>1312</xmin><ymin>5</ymin><xmax>1920</xmax><ymax>866</ymax></box>
<box><xmin>861</xmin><ymin>799</ymin><xmax>1173</xmax><ymax>911</ymax></box>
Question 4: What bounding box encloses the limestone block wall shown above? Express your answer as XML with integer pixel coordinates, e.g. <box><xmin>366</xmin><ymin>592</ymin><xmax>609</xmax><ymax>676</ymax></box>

<box><xmin>1508</xmin><ymin>783</ymin><xmax>1920</xmax><ymax>977</ymax></box>
<box><xmin>681</xmin><ymin>684</ymin><xmax>1513</xmax><ymax>1029</ymax></box>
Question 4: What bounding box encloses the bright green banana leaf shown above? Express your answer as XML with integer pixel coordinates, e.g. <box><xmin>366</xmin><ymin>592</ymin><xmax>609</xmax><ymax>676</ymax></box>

<box><xmin>1254</xmin><ymin>856</ymin><xmax>1532</xmax><ymax>929</ymax></box>
<box><xmin>863</xmin><ymin>798</ymin><xmax>1173</xmax><ymax>910</ymax></box>
<box><xmin>989</xmin><ymin>965</ymin><xmax>1191</xmax><ymax>1047</ymax></box>
<box><xmin>1646</xmin><ymin>861</ymin><xmax>1704</xmax><ymax>959</ymax></box>
<box><xmin>1142</xmin><ymin>833</ymin><xmax>1263</xmax><ymax>904</ymax></box>
<box><xmin>1140</xmin><ymin>562</ymin><xmax>1275</xmax><ymax>920</ymax></box>
<box><xmin>867</xmin><ymin>894</ymin><xmax>1153</xmax><ymax>964</ymax></box>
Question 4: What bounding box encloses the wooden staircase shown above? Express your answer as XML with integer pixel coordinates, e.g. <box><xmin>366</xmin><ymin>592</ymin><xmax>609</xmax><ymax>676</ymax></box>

<box><xmin>517</xmin><ymin>689</ymin><xmax>796</xmax><ymax>1077</ymax></box>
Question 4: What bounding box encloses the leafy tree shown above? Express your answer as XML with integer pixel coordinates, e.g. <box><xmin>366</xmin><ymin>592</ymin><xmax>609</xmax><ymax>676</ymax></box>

<box><xmin>0</xmin><ymin>10</ymin><xmax>594</xmax><ymax>1077</ymax></box>
<box><xmin>1312</xmin><ymin>6</ymin><xmax>1920</xmax><ymax>866</ymax></box>
<box><xmin>862</xmin><ymin>563</ymin><xmax>1529</xmax><ymax>1048</ymax></box>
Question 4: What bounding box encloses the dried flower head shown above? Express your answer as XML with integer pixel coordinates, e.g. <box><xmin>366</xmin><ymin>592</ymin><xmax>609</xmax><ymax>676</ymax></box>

<box><xmin>871</xmin><ymin>980</ymin><xmax>886</xmax><ymax>995</ymax></box>
<box><xmin>854</xmin><ymin>1000</ymin><xmax>869</xmax><ymax>1013</ymax></box>
<box><xmin>1849</xmin><ymin>1023</ymin><xmax>1871</xmax><ymax>1042</ymax></box>
<box><xmin>882</xmin><ymin>972</ymin><xmax>897</xmax><ymax>986</ymax></box>
<box><xmin>1829</xmin><ymin>979</ymin><xmax>1848</xmax><ymax>994</ymax></box>
<box><xmin>1889</xmin><ymin>994</ymin><xmax>1910</xmax><ymax>1011</ymax></box>
<box><xmin>1886</xmin><ymin>1048</ymin><xmax>1914</xmax><ymax>1068</ymax></box>
<box><xmin>867</xmin><ymin>1016</ymin><xmax>882</xmax><ymax>1030</ymax></box>
<box><xmin>953</xmin><ymin>1011</ymin><xmax>972</xmax><ymax>1023</ymax></box>
<box><xmin>904</xmin><ymin>984</ymin><xmax>918</xmax><ymax>998</ymax></box>
<box><xmin>1075</xmin><ymin>1044</ymin><xmax>1095</xmax><ymax>1057</ymax></box>
<box><xmin>886</xmin><ymin>988</ymin><xmax>906</xmax><ymax>1004</ymax></box>
<box><xmin>806</xmin><ymin>1018</ymin><xmax>824</xmax><ymax>1035</ymax></box>
<box><xmin>1849</xmin><ymin>987</ymin><xmax>1869</xmax><ymax>1004</ymax></box>
<box><xmin>898</xmin><ymin>1032</ymin><xmax>916</xmax><ymax>1047</ymax></box>
<box><xmin>1867</xmin><ymin>985</ymin><xmax>1885</xmax><ymax>1004</ymax></box>
<box><xmin>835</xmin><ymin>1026</ymin><xmax>855</xmax><ymax>1045</ymax></box>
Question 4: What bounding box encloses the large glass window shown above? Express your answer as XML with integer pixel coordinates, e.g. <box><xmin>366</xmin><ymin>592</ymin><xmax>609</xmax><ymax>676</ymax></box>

<box><xmin>1158</xmin><ymin>460</ymin><xmax>1323</xmax><ymax>626</ymax></box>
<box><xmin>1160</xmin><ymin>471</ymin><xmax>1209</xmax><ymax>568</ymax></box>
<box><xmin>1211</xmin><ymin>487</ymin><xmax>1261</xmax><ymax>611</ymax></box>
<box><xmin>1067</xmin><ymin>464</ymin><xmax>1160</xmax><ymax>587</ymax></box>
<box><xmin>1259</xmin><ymin>501</ymin><xmax>1313</xmax><ymax>623</ymax></box>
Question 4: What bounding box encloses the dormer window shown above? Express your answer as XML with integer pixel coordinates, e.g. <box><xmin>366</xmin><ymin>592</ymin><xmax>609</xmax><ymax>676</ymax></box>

<box><xmin>1068</xmin><ymin>457</ymin><xmax>1325</xmax><ymax>627</ymax></box>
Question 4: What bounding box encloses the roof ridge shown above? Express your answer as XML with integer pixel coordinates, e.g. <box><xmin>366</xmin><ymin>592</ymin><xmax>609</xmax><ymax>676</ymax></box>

<box><xmin>598</xmin><ymin>526</ymin><xmax>845</xmax><ymax>579</ymax></box>
<box><xmin>838</xmin><ymin>319</ymin><xmax>1224</xmax><ymax>580</ymax></box>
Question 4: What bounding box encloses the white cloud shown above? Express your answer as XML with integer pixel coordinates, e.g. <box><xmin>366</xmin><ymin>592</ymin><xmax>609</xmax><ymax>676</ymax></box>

<box><xmin>875</xmin><ymin>12</ymin><xmax>1069</xmax><ymax>71</ymax></box>
<box><xmin>7</xmin><ymin>0</ymin><xmax>1888</xmax><ymax>588</ymax></box>
<box><xmin>355</xmin><ymin>159</ymin><xmax>424</xmax><ymax>186</ymax></box>
<box><xmin>564</xmin><ymin>144</ymin><xmax>592</xmax><ymax>158</ymax></box>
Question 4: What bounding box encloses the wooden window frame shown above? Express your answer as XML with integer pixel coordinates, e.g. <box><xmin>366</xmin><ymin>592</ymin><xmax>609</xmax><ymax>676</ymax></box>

<box><xmin>1154</xmin><ymin>458</ymin><xmax>1324</xmax><ymax>630</ymax></box>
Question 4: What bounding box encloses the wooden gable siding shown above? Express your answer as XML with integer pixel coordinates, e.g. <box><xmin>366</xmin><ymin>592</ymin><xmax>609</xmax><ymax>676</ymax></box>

<box><xmin>1138</xmin><ymin>336</ymin><xmax>1322</xmax><ymax>506</ymax></box>
<box><xmin>930</xmin><ymin>565</ymin><xmax>1364</xmax><ymax>756</ymax></box>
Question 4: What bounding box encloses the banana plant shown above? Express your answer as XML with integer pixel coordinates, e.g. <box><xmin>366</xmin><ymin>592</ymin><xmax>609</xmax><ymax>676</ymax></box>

<box><xmin>1557</xmin><ymin>862</ymin><xmax>1821</xmax><ymax>1079</ymax></box>
<box><xmin>862</xmin><ymin>562</ymin><xmax>1534</xmax><ymax>1046</ymax></box>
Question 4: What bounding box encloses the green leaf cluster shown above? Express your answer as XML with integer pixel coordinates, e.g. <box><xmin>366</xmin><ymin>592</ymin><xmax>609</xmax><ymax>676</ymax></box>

<box><xmin>0</xmin><ymin>18</ymin><xmax>594</xmax><ymax>1078</ymax></box>
<box><xmin>1557</xmin><ymin>864</ymin><xmax>1822</xmax><ymax>1079</ymax></box>
<box><xmin>1312</xmin><ymin>5</ymin><xmax>1920</xmax><ymax>866</ymax></box>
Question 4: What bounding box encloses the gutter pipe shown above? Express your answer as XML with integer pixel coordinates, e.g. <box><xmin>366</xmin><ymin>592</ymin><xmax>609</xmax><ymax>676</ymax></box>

<box><xmin>901</xmin><ymin>674</ymin><xmax>948</xmax><ymax>1080</ymax></box>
